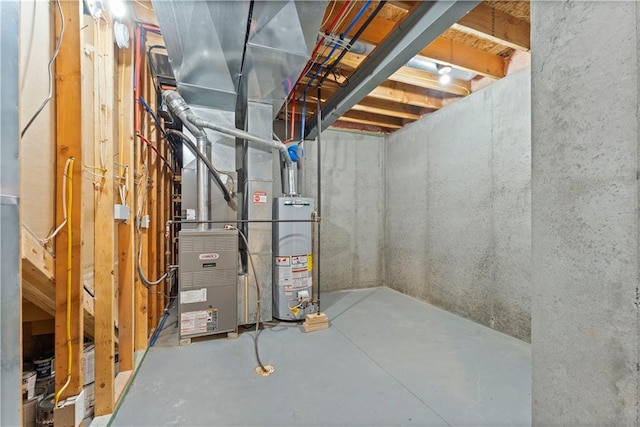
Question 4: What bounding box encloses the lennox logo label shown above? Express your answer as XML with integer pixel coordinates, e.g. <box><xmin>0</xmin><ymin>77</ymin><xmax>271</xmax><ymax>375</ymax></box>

<box><xmin>199</xmin><ymin>253</ymin><xmax>219</xmax><ymax>260</ymax></box>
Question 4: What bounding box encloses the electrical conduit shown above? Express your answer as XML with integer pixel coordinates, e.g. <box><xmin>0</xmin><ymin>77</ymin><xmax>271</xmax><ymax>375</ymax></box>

<box><xmin>55</xmin><ymin>157</ymin><xmax>75</xmax><ymax>407</ymax></box>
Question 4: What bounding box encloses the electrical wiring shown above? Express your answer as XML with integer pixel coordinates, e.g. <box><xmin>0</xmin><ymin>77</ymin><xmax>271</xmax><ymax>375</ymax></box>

<box><xmin>319</xmin><ymin>0</ymin><xmax>338</xmax><ymax>29</ymax></box>
<box><xmin>318</xmin><ymin>0</ymin><xmax>387</xmax><ymax>87</ymax></box>
<box><xmin>23</xmin><ymin>158</ymin><xmax>74</xmax><ymax>248</ymax></box>
<box><xmin>226</xmin><ymin>225</ymin><xmax>269</xmax><ymax>374</ymax></box>
<box><xmin>320</xmin><ymin>0</ymin><xmax>372</xmax><ymax>67</ymax></box>
<box><xmin>54</xmin><ymin>156</ymin><xmax>75</xmax><ymax>407</ymax></box>
<box><xmin>285</xmin><ymin>0</ymin><xmax>355</xmax><ymax>105</ymax></box>
<box><xmin>21</xmin><ymin>0</ymin><xmax>64</xmax><ymax>138</ymax></box>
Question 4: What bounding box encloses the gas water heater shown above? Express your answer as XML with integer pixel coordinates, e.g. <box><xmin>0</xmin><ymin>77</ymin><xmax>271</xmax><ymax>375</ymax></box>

<box><xmin>273</xmin><ymin>197</ymin><xmax>316</xmax><ymax>321</ymax></box>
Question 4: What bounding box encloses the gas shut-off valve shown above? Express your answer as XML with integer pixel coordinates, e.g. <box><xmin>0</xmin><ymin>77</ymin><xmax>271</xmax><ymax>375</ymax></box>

<box><xmin>297</xmin><ymin>290</ymin><xmax>311</xmax><ymax>304</ymax></box>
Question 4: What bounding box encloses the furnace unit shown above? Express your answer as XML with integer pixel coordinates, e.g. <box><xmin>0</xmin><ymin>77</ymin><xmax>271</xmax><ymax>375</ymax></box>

<box><xmin>273</xmin><ymin>197</ymin><xmax>315</xmax><ymax>320</ymax></box>
<box><xmin>178</xmin><ymin>229</ymin><xmax>238</xmax><ymax>340</ymax></box>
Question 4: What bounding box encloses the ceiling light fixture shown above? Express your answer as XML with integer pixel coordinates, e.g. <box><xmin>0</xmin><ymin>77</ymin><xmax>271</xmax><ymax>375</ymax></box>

<box><xmin>437</xmin><ymin>64</ymin><xmax>452</xmax><ymax>75</ymax></box>
<box><xmin>439</xmin><ymin>73</ymin><xmax>451</xmax><ymax>85</ymax></box>
<box><xmin>437</xmin><ymin>64</ymin><xmax>452</xmax><ymax>85</ymax></box>
<box><xmin>109</xmin><ymin>0</ymin><xmax>127</xmax><ymax>19</ymax></box>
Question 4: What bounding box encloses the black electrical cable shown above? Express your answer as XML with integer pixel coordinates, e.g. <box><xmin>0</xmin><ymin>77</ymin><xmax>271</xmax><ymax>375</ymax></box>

<box><xmin>165</xmin><ymin>130</ymin><xmax>233</xmax><ymax>203</ymax></box>
<box><xmin>317</xmin><ymin>0</ymin><xmax>387</xmax><ymax>87</ymax></box>
<box><xmin>21</xmin><ymin>0</ymin><xmax>65</xmax><ymax>138</ymax></box>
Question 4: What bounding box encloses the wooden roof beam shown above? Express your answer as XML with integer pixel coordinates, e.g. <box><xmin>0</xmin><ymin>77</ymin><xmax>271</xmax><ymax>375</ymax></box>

<box><xmin>453</xmin><ymin>3</ymin><xmax>530</xmax><ymax>52</ymax></box>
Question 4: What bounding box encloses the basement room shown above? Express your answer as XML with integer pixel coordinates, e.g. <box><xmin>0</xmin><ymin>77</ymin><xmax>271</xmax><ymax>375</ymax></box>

<box><xmin>1</xmin><ymin>0</ymin><xmax>637</xmax><ymax>426</ymax></box>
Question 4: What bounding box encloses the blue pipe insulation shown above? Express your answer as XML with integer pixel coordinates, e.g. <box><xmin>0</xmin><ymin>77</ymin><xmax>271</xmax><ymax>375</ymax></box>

<box><xmin>139</xmin><ymin>96</ymin><xmax>167</xmax><ymax>136</ymax></box>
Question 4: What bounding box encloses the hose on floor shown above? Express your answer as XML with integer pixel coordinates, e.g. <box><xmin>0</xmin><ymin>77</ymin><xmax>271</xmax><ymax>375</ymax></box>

<box><xmin>225</xmin><ymin>225</ymin><xmax>269</xmax><ymax>374</ymax></box>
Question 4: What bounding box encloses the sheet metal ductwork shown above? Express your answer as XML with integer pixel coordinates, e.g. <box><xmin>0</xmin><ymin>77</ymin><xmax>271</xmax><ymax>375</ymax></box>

<box><xmin>153</xmin><ymin>0</ymin><xmax>327</xmax><ymax>115</ymax></box>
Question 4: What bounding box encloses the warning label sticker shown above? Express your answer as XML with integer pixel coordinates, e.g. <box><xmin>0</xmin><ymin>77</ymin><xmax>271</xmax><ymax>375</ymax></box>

<box><xmin>181</xmin><ymin>309</ymin><xmax>218</xmax><ymax>335</ymax></box>
<box><xmin>276</xmin><ymin>254</ymin><xmax>311</xmax><ymax>293</ymax></box>
<box><xmin>291</xmin><ymin>255</ymin><xmax>308</xmax><ymax>270</ymax></box>
<box><xmin>275</xmin><ymin>256</ymin><xmax>290</xmax><ymax>266</ymax></box>
<box><xmin>180</xmin><ymin>288</ymin><xmax>207</xmax><ymax>304</ymax></box>
<box><xmin>253</xmin><ymin>191</ymin><xmax>267</xmax><ymax>204</ymax></box>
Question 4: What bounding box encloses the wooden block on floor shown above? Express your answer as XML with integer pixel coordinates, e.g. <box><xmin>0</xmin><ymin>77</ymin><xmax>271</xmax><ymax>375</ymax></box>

<box><xmin>302</xmin><ymin>312</ymin><xmax>329</xmax><ymax>333</ymax></box>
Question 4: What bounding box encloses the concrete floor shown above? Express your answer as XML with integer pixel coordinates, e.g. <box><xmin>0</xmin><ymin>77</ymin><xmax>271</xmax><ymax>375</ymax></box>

<box><xmin>111</xmin><ymin>287</ymin><xmax>531</xmax><ymax>426</ymax></box>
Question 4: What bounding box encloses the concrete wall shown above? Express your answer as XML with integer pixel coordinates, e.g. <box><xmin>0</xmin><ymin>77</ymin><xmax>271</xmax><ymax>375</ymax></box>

<box><xmin>300</xmin><ymin>130</ymin><xmax>386</xmax><ymax>292</ymax></box>
<box><xmin>385</xmin><ymin>69</ymin><xmax>531</xmax><ymax>341</ymax></box>
<box><xmin>531</xmin><ymin>2</ymin><xmax>639</xmax><ymax>424</ymax></box>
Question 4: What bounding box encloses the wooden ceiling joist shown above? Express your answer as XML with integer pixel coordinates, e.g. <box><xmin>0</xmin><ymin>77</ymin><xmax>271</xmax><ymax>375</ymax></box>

<box><xmin>299</xmin><ymin>79</ymin><xmax>443</xmax><ymax>111</ymax></box>
<box><xmin>421</xmin><ymin>37</ymin><xmax>505</xmax><ymax>78</ymax></box>
<box><xmin>370</xmin><ymin>81</ymin><xmax>444</xmax><ymax>109</ymax></box>
<box><xmin>326</xmin><ymin>51</ymin><xmax>471</xmax><ymax>96</ymax></box>
<box><xmin>353</xmin><ymin>98</ymin><xmax>423</xmax><ymax>120</ymax></box>
<box><xmin>331</xmin><ymin>119</ymin><xmax>394</xmax><ymax>134</ymax></box>
<box><xmin>322</xmin><ymin>1</ymin><xmax>505</xmax><ymax>78</ymax></box>
<box><xmin>302</xmin><ymin>90</ymin><xmax>425</xmax><ymax>120</ymax></box>
<box><xmin>340</xmin><ymin>110</ymin><xmax>407</xmax><ymax>129</ymax></box>
<box><xmin>453</xmin><ymin>3</ymin><xmax>530</xmax><ymax>51</ymax></box>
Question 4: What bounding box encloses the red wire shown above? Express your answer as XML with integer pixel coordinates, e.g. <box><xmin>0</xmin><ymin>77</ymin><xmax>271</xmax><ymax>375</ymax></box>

<box><xmin>137</xmin><ymin>134</ymin><xmax>174</xmax><ymax>174</ymax></box>
<box><xmin>290</xmin><ymin>97</ymin><xmax>297</xmax><ymax>140</ymax></box>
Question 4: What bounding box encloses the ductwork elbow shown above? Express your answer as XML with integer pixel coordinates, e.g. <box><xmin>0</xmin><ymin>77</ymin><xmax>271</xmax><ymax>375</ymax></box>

<box><xmin>162</xmin><ymin>90</ymin><xmax>206</xmax><ymax>138</ymax></box>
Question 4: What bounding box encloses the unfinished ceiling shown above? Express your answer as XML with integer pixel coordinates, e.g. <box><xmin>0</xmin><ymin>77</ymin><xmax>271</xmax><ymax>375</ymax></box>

<box><xmin>280</xmin><ymin>0</ymin><xmax>531</xmax><ymax>136</ymax></box>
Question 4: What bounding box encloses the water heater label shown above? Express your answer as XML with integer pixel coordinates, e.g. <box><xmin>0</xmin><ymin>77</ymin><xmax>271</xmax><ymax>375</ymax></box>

<box><xmin>199</xmin><ymin>253</ymin><xmax>219</xmax><ymax>260</ymax></box>
<box><xmin>180</xmin><ymin>288</ymin><xmax>207</xmax><ymax>304</ymax></box>
<box><xmin>276</xmin><ymin>254</ymin><xmax>311</xmax><ymax>295</ymax></box>
<box><xmin>253</xmin><ymin>191</ymin><xmax>267</xmax><ymax>204</ymax></box>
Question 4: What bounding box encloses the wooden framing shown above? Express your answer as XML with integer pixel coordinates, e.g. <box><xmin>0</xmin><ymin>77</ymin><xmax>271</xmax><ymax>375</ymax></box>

<box><xmin>117</xmin><ymin>46</ymin><xmax>136</xmax><ymax>373</ymax></box>
<box><xmin>93</xmin><ymin>16</ymin><xmax>116</xmax><ymax>416</ymax></box>
<box><xmin>454</xmin><ymin>3</ymin><xmax>530</xmax><ymax>52</ymax></box>
<box><xmin>323</xmin><ymin>51</ymin><xmax>471</xmax><ymax>96</ymax></box>
<box><xmin>54</xmin><ymin>0</ymin><xmax>84</xmax><ymax>398</ymax></box>
<box><xmin>134</xmin><ymin>132</ymin><xmax>149</xmax><ymax>350</ymax></box>
<box><xmin>297</xmin><ymin>0</ymin><xmax>530</xmax><ymax>133</ymax></box>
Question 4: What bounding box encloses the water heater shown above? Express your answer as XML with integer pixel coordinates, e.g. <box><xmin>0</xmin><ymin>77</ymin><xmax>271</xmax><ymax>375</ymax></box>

<box><xmin>273</xmin><ymin>197</ymin><xmax>316</xmax><ymax>320</ymax></box>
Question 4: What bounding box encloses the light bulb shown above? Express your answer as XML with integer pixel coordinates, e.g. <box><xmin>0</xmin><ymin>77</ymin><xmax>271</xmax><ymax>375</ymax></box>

<box><xmin>439</xmin><ymin>74</ymin><xmax>451</xmax><ymax>85</ymax></box>
<box><xmin>110</xmin><ymin>0</ymin><xmax>127</xmax><ymax>18</ymax></box>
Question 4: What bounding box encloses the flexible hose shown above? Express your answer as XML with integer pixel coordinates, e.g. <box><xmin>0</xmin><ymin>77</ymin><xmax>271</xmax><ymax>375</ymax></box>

<box><xmin>228</xmin><ymin>226</ymin><xmax>267</xmax><ymax>372</ymax></box>
<box><xmin>165</xmin><ymin>130</ymin><xmax>233</xmax><ymax>203</ymax></box>
<box><xmin>55</xmin><ymin>157</ymin><xmax>75</xmax><ymax>407</ymax></box>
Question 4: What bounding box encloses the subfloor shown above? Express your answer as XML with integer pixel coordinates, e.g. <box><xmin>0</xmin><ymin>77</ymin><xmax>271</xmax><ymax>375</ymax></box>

<box><xmin>111</xmin><ymin>287</ymin><xmax>531</xmax><ymax>426</ymax></box>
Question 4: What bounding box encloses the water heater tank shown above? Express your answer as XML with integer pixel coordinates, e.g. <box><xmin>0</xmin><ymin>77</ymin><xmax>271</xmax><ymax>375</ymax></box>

<box><xmin>272</xmin><ymin>197</ymin><xmax>316</xmax><ymax>320</ymax></box>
